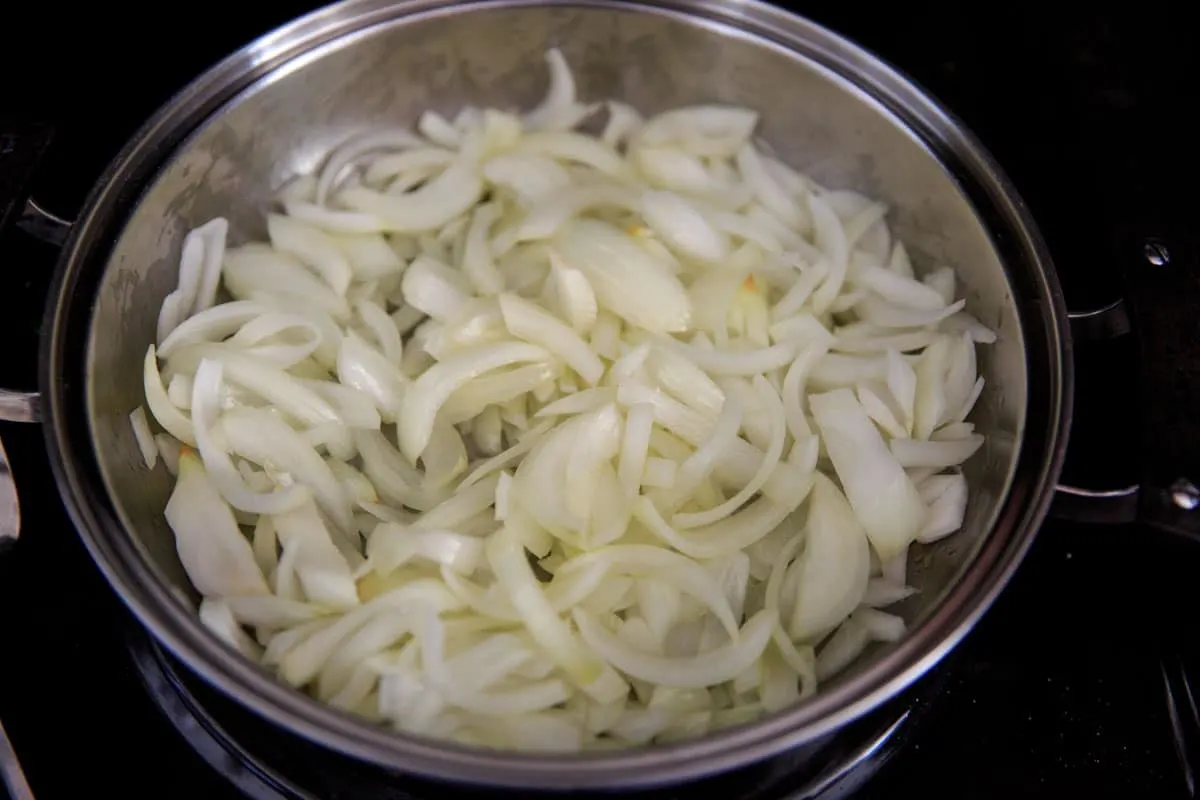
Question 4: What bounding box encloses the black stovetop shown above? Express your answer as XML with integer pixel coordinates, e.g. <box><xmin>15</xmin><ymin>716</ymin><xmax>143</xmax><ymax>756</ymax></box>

<box><xmin>2</xmin><ymin>3</ymin><xmax>1199</xmax><ymax>798</ymax></box>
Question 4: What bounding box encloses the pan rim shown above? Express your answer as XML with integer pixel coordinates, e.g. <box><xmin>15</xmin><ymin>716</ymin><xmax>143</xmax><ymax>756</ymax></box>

<box><xmin>42</xmin><ymin>0</ymin><xmax>1071</xmax><ymax>789</ymax></box>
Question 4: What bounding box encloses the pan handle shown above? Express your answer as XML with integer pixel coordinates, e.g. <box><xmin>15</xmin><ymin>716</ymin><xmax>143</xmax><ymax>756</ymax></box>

<box><xmin>1053</xmin><ymin>480</ymin><xmax>1200</xmax><ymax>540</ymax></box>
<box><xmin>0</xmin><ymin>122</ymin><xmax>73</xmax><ymax>425</ymax></box>
<box><xmin>0</xmin><ymin>122</ymin><xmax>75</xmax><ymax>547</ymax></box>
<box><xmin>1052</xmin><ymin>242</ymin><xmax>1200</xmax><ymax>542</ymax></box>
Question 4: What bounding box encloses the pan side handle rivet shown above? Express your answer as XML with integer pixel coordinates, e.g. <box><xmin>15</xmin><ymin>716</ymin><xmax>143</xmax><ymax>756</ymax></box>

<box><xmin>1144</xmin><ymin>239</ymin><xmax>1171</xmax><ymax>267</ymax></box>
<box><xmin>1169</xmin><ymin>479</ymin><xmax>1200</xmax><ymax>511</ymax></box>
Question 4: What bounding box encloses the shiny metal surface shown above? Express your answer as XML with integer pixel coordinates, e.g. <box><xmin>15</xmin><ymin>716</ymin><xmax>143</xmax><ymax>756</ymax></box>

<box><xmin>39</xmin><ymin>0</ymin><xmax>1069</xmax><ymax>789</ymax></box>
<box><xmin>1051</xmin><ymin>480</ymin><xmax>1200</xmax><ymax>538</ymax></box>
<box><xmin>0</xmin><ymin>437</ymin><xmax>20</xmax><ymax>542</ymax></box>
<box><xmin>1171</xmin><ymin>479</ymin><xmax>1200</xmax><ymax>511</ymax></box>
<box><xmin>1144</xmin><ymin>238</ymin><xmax>1171</xmax><ymax>267</ymax></box>
<box><xmin>1052</xmin><ymin>482</ymin><xmax>1140</xmax><ymax>524</ymax></box>
<box><xmin>17</xmin><ymin>198</ymin><xmax>73</xmax><ymax>247</ymax></box>
<box><xmin>0</xmin><ymin>715</ymin><xmax>34</xmax><ymax>800</ymax></box>
<box><xmin>0</xmin><ymin>393</ymin><xmax>40</xmax><ymax>424</ymax></box>
<box><xmin>1160</xmin><ymin>655</ymin><xmax>1200</xmax><ymax>797</ymax></box>
<box><xmin>1068</xmin><ymin>299</ymin><xmax>1131</xmax><ymax>343</ymax></box>
<box><xmin>794</xmin><ymin>711</ymin><xmax>909</xmax><ymax>800</ymax></box>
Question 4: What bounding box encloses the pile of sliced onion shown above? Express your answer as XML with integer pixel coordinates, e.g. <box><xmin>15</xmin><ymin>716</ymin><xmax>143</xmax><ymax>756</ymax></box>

<box><xmin>133</xmin><ymin>49</ymin><xmax>993</xmax><ymax>752</ymax></box>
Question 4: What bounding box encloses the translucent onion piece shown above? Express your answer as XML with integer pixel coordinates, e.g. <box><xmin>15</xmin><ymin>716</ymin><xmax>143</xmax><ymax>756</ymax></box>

<box><xmin>316</xmin><ymin>129</ymin><xmax>425</xmax><ymax>205</ymax></box>
<box><xmin>673</xmin><ymin>376</ymin><xmax>785</xmax><ymax>529</ymax></box>
<box><xmin>337</xmin><ymin>332</ymin><xmax>407</xmax><ymax>422</ymax></box>
<box><xmin>810</xmin><ymin>388</ymin><xmax>927</xmax><ymax>561</ymax></box>
<box><xmin>524</xmin><ymin>48</ymin><xmax>595</xmax><ymax>132</ymax></box>
<box><xmin>200</xmin><ymin>599</ymin><xmax>263</xmax><ymax>659</ymax></box>
<box><xmin>462</xmin><ymin>203</ymin><xmax>504</xmax><ymax>295</ymax></box>
<box><xmin>595</xmin><ymin>101</ymin><xmax>640</xmax><ymax>149</ymax></box>
<box><xmin>738</xmin><ymin>144</ymin><xmax>802</xmax><ymax>228</ymax></box>
<box><xmin>267</xmin><ymin>214</ymin><xmax>354</xmax><ymax>296</ymax></box>
<box><xmin>548</xmin><ymin>251</ymin><xmax>598</xmax><ymax>333</ymax></box>
<box><xmin>640</xmin><ymin>190</ymin><xmax>730</xmax><ymax>263</ymax></box>
<box><xmin>362</xmin><ymin>147</ymin><xmax>455</xmax><ymax>186</ymax></box>
<box><xmin>504</xmin><ymin>184</ymin><xmax>640</xmax><ymax>248</ymax></box>
<box><xmin>273</xmin><ymin>499</ymin><xmax>360</xmax><ymax>609</ymax></box>
<box><xmin>130</xmin><ymin>405</ymin><xmax>157</xmax><ymax>469</ymax></box>
<box><xmin>155</xmin><ymin>433</ymin><xmax>182</xmax><ymax>475</ymax></box>
<box><xmin>368</xmin><ymin>523</ymin><xmax>485</xmax><ymax>575</ymax></box>
<box><xmin>635</xmin><ymin>494</ymin><xmax>801</xmax><ymax>560</ymax></box>
<box><xmin>575</xmin><ymin>608</ymin><xmax>776</xmax><ymax>689</ymax></box>
<box><xmin>284</xmin><ymin>201</ymin><xmax>386</xmax><ymax>235</ymax></box>
<box><xmin>191</xmin><ymin>359</ymin><xmax>310</xmax><ymax>516</ymax></box>
<box><xmin>398</xmin><ymin>342</ymin><xmax>550</xmax><ymax>462</ymax></box>
<box><xmin>516</xmin><ymin>132</ymin><xmax>629</xmax><ymax>179</ymax></box>
<box><xmin>787</xmin><ymin>474</ymin><xmax>871</xmax><ymax>641</ymax></box>
<box><xmin>499</xmin><ymin>293</ymin><xmax>604</xmax><ymax>385</ymax></box>
<box><xmin>554</xmin><ymin>220</ymin><xmax>692</xmax><ymax>334</ymax></box>
<box><xmin>484</xmin><ymin>154</ymin><xmax>571</xmax><ymax>206</ymax></box>
<box><xmin>638</xmin><ymin>105</ymin><xmax>758</xmax><ymax>157</ymax></box>
<box><xmin>487</xmin><ymin>527</ymin><xmax>628</xmax><ymax>702</ymax></box>
<box><xmin>165</xmin><ymin>452</ymin><xmax>270</xmax><ymax>598</ymax></box>
<box><xmin>156</xmin><ymin>231</ymin><xmax>206</xmax><ymax>345</ymax></box>
<box><xmin>339</xmin><ymin>160</ymin><xmax>485</xmax><ymax>234</ymax></box>
<box><xmin>223</xmin><ymin>245</ymin><xmax>350</xmax><ymax>321</ymax></box>
<box><xmin>220</xmin><ymin>406</ymin><xmax>353</xmax><ymax>534</ymax></box>
<box><xmin>890</xmin><ymin>435</ymin><xmax>985</xmax><ymax>469</ymax></box>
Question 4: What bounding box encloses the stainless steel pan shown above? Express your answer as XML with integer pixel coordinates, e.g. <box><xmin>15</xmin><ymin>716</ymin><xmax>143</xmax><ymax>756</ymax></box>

<box><xmin>0</xmin><ymin>0</ymin><xmax>1192</xmax><ymax>789</ymax></box>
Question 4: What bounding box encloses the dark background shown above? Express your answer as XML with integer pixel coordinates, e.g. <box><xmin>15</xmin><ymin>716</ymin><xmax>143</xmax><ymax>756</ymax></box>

<box><xmin>1</xmin><ymin>2</ymin><xmax>1199</xmax><ymax>798</ymax></box>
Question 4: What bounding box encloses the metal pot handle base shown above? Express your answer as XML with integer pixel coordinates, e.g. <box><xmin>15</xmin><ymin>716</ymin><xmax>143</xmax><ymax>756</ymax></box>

<box><xmin>1054</xmin><ymin>280</ymin><xmax>1200</xmax><ymax>540</ymax></box>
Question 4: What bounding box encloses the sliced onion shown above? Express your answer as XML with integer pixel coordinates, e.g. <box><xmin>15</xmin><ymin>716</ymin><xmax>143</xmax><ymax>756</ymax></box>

<box><xmin>224</xmin><ymin>245</ymin><xmax>350</xmax><ymax>321</ymax></box>
<box><xmin>273</xmin><ymin>499</ymin><xmax>360</xmax><ymax>609</ymax></box>
<box><xmin>640</xmin><ymin>190</ymin><xmax>730</xmax><ymax>264</ymax></box>
<box><xmin>129</xmin><ymin>405</ymin><xmax>157</xmax><ymax>470</ymax></box>
<box><xmin>398</xmin><ymin>342</ymin><xmax>550</xmax><ymax>462</ymax></box>
<box><xmin>165</xmin><ymin>451</ymin><xmax>271</xmax><ymax>598</ymax></box>
<box><xmin>524</xmin><ymin>48</ymin><xmax>596</xmax><ymax>132</ymax></box>
<box><xmin>788</xmin><ymin>474</ymin><xmax>871</xmax><ymax>641</ymax></box>
<box><xmin>442</xmin><ymin>363</ymin><xmax>558</xmax><ymax>425</ymax></box>
<box><xmin>462</xmin><ymin>203</ymin><xmax>504</xmax><ymax>295</ymax></box>
<box><xmin>368</xmin><ymin>523</ymin><xmax>485</xmax><ymax>575</ymax></box>
<box><xmin>554</xmin><ymin>219</ymin><xmax>692</xmax><ymax>334</ymax></box>
<box><xmin>362</xmin><ymin>147</ymin><xmax>455</xmax><ymax>186</ymax></box>
<box><xmin>220</xmin><ymin>407</ymin><xmax>353</xmax><ymax>534</ymax></box>
<box><xmin>487</xmin><ymin>527</ymin><xmax>628</xmax><ymax>702</ymax></box>
<box><xmin>548</xmin><ymin>251</ymin><xmax>598</xmax><ymax>333</ymax></box>
<box><xmin>339</xmin><ymin>159</ymin><xmax>485</xmax><ymax>234</ymax></box>
<box><xmin>736</xmin><ymin>144</ymin><xmax>802</xmax><ymax>228</ymax></box>
<box><xmin>660</xmin><ymin>337</ymin><xmax>795</xmax><ymax>377</ymax></box>
<box><xmin>638</xmin><ymin>106</ymin><xmax>758</xmax><ymax>157</ymax></box>
<box><xmin>140</xmin><ymin>51</ymin><xmax>995</xmax><ymax>751</ymax></box>
<box><xmin>890</xmin><ymin>435</ymin><xmax>984</xmax><ymax>469</ymax></box>
<box><xmin>499</xmin><ymin>293</ymin><xmax>604</xmax><ymax>385</ymax></box>
<box><xmin>316</xmin><ymin>129</ymin><xmax>425</xmax><ymax>205</ymax></box>
<box><xmin>516</xmin><ymin>132</ymin><xmax>629</xmax><ymax>179</ymax></box>
<box><xmin>156</xmin><ymin>231</ymin><xmax>206</xmax><ymax>345</ymax></box>
<box><xmin>484</xmin><ymin>154</ymin><xmax>571</xmax><ymax>205</ymax></box>
<box><xmin>575</xmin><ymin>608</ymin><xmax>775</xmax><ymax>689</ymax></box>
<box><xmin>673</xmin><ymin>376</ymin><xmax>784</xmax><ymax>529</ymax></box>
<box><xmin>283</xmin><ymin>201</ymin><xmax>386</xmax><ymax>235</ymax></box>
<box><xmin>267</xmin><ymin>214</ymin><xmax>354</xmax><ymax>296</ymax></box>
<box><xmin>191</xmin><ymin>359</ymin><xmax>310</xmax><ymax>516</ymax></box>
<box><xmin>337</xmin><ymin>332</ymin><xmax>407</xmax><ymax>422</ymax></box>
<box><xmin>810</xmin><ymin>388</ymin><xmax>927</xmax><ymax>561</ymax></box>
